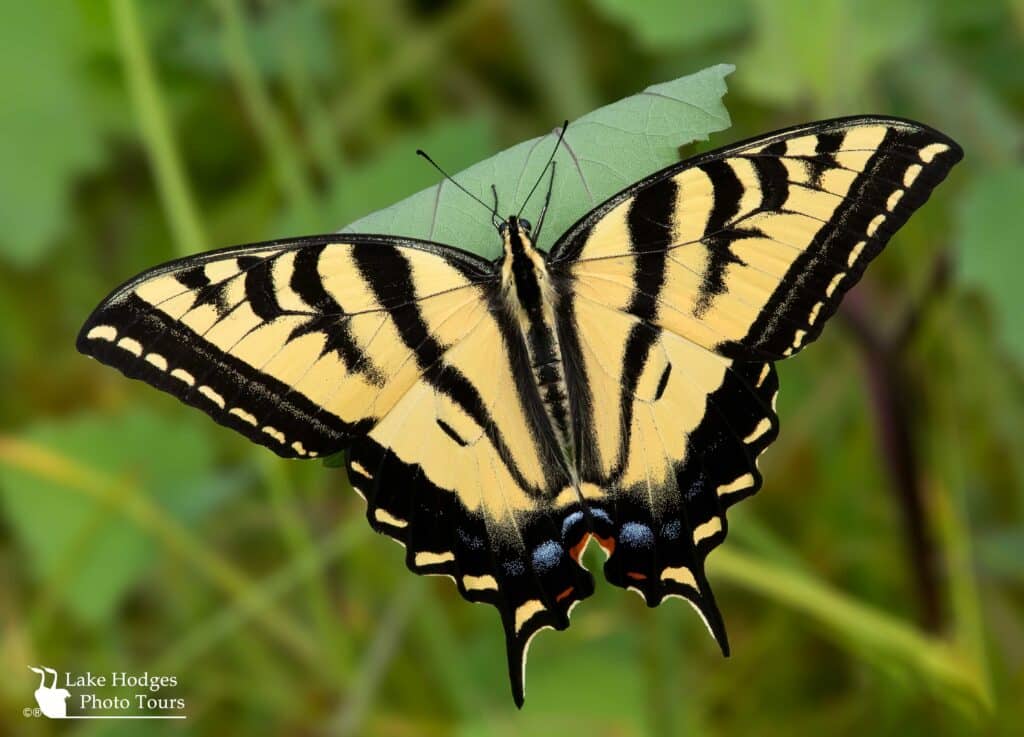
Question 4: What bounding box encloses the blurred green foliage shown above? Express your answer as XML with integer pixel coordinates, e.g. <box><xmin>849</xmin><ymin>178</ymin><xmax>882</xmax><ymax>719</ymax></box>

<box><xmin>1</xmin><ymin>1</ymin><xmax>1022</xmax><ymax>735</ymax></box>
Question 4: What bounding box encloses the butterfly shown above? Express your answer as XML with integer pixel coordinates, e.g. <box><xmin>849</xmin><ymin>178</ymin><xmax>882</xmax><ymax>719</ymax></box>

<box><xmin>78</xmin><ymin>115</ymin><xmax>961</xmax><ymax>706</ymax></box>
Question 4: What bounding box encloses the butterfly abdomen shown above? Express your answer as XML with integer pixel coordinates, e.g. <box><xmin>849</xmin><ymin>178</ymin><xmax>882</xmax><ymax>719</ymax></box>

<box><xmin>501</xmin><ymin>216</ymin><xmax>573</xmax><ymax>449</ymax></box>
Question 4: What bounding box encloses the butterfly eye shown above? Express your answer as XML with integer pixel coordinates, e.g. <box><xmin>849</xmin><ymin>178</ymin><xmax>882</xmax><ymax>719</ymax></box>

<box><xmin>519</xmin><ymin>219</ymin><xmax>532</xmax><ymax>233</ymax></box>
<box><xmin>498</xmin><ymin>221</ymin><xmax>508</xmax><ymax>235</ymax></box>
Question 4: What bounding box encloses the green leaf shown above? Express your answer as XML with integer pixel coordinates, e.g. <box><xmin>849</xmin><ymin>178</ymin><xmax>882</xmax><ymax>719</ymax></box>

<box><xmin>956</xmin><ymin>165</ymin><xmax>1024</xmax><ymax>365</ymax></box>
<box><xmin>590</xmin><ymin>0</ymin><xmax>749</xmax><ymax>49</ymax></box>
<box><xmin>341</xmin><ymin>65</ymin><xmax>735</xmax><ymax>257</ymax></box>
<box><xmin>0</xmin><ymin>411</ymin><xmax>229</xmax><ymax>624</ymax></box>
<box><xmin>0</xmin><ymin>2</ymin><xmax>106</xmax><ymax>267</ymax></box>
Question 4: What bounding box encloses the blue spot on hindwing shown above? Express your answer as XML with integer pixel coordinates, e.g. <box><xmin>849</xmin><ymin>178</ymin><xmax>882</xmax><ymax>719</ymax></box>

<box><xmin>457</xmin><ymin>527</ymin><xmax>484</xmax><ymax>550</ymax></box>
<box><xmin>532</xmin><ymin>541</ymin><xmax>563</xmax><ymax>572</ymax></box>
<box><xmin>661</xmin><ymin>520</ymin><xmax>682</xmax><ymax>540</ymax></box>
<box><xmin>561</xmin><ymin>511</ymin><xmax>584</xmax><ymax>538</ymax></box>
<box><xmin>619</xmin><ymin>522</ymin><xmax>654</xmax><ymax>548</ymax></box>
<box><xmin>686</xmin><ymin>472</ymin><xmax>707</xmax><ymax>500</ymax></box>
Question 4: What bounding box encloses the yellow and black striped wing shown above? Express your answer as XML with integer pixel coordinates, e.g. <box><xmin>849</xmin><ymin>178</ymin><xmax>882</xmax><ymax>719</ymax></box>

<box><xmin>78</xmin><ymin>235</ymin><xmax>495</xmax><ymax>458</ymax></box>
<box><xmin>550</xmin><ymin>116</ymin><xmax>963</xmax><ymax>360</ymax></box>
<box><xmin>77</xmin><ymin>234</ymin><xmax>594</xmax><ymax>706</ymax></box>
<box><xmin>548</xmin><ymin>116</ymin><xmax>961</xmax><ymax>645</ymax></box>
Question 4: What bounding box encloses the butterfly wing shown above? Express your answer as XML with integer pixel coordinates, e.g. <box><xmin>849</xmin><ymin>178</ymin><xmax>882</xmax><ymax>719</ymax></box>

<box><xmin>78</xmin><ymin>234</ymin><xmax>594</xmax><ymax>705</ymax></box>
<box><xmin>550</xmin><ymin>116</ymin><xmax>963</xmax><ymax>360</ymax></box>
<box><xmin>548</xmin><ymin>116</ymin><xmax>961</xmax><ymax>644</ymax></box>
<box><xmin>78</xmin><ymin>235</ymin><xmax>493</xmax><ymax>458</ymax></box>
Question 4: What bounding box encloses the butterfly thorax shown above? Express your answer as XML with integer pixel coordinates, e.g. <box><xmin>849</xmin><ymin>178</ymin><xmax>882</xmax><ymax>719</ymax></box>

<box><xmin>499</xmin><ymin>216</ymin><xmax>572</xmax><ymax>450</ymax></box>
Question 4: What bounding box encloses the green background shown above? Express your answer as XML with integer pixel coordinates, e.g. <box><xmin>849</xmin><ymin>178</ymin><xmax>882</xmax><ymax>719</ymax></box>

<box><xmin>1</xmin><ymin>1</ymin><xmax>1022</xmax><ymax>735</ymax></box>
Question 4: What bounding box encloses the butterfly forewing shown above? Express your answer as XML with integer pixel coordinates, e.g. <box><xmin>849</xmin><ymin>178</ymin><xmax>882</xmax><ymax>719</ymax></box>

<box><xmin>78</xmin><ymin>236</ymin><xmax>494</xmax><ymax>458</ymax></box>
<box><xmin>550</xmin><ymin>116</ymin><xmax>963</xmax><ymax>360</ymax></box>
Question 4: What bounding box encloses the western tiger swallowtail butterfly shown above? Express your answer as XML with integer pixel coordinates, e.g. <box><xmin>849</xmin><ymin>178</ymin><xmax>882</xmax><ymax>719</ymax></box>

<box><xmin>78</xmin><ymin>116</ymin><xmax>961</xmax><ymax>706</ymax></box>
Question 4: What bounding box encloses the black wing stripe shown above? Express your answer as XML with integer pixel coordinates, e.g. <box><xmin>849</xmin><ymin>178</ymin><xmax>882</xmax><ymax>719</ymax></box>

<box><xmin>289</xmin><ymin>244</ymin><xmax>342</xmax><ymax>313</ymax></box>
<box><xmin>748</xmin><ymin>153</ymin><xmax>789</xmax><ymax>211</ymax></box>
<box><xmin>698</xmin><ymin>159</ymin><xmax>744</xmax><ymax>234</ymax></box>
<box><xmin>175</xmin><ymin>265</ymin><xmax>210</xmax><ymax>290</ymax></box>
<box><xmin>244</xmin><ymin>256</ymin><xmax>284</xmax><ymax>320</ymax></box>
<box><xmin>625</xmin><ymin>177</ymin><xmax>677</xmax><ymax>318</ymax></box>
<box><xmin>615</xmin><ymin>179</ymin><xmax>678</xmax><ymax>474</ymax></box>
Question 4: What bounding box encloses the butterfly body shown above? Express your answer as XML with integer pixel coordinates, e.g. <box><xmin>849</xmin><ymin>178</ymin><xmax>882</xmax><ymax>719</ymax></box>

<box><xmin>78</xmin><ymin>116</ymin><xmax>962</xmax><ymax>706</ymax></box>
<box><xmin>498</xmin><ymin>215</ymin><xmax>575</xmax><ymax>452</ymax></box>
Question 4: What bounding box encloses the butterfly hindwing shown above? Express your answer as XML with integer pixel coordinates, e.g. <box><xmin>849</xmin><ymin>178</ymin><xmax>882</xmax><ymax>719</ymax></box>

<box><xmin>557</xmin><ymin>289</ymin><xmax>778</xmax><ymax>645</ymax></box>
<box><xmin>344</xmin><ymin>294</ymin><xmax>595</xmax><ymax>706</ymax></box>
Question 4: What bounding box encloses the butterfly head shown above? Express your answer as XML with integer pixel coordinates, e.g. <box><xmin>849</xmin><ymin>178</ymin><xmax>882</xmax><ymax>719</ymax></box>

<box><xmin>500</xmin><ymin>215</ymin><xmax>537</xmax><ymax>259</ymax></box>
<box><xmin>499</xmin><ymin>214</ymin><xmax>550</xmax><ymax>307</ymax></box>
<box><xmin>498</xmin><ymin>215</ymin><xmax>532</xmax><ymax>237</ymax></box>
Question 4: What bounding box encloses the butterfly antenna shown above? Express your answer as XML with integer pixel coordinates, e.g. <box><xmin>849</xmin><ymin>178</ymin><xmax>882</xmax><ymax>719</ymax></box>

<box><xmin>532</xmin><ymin>161</ymin><xmax>557</xmax><ymax>242</ymax></box>
<box><xmin>416</xmin><ymin>149</ymin><xmax>501</xmax><ymax>230</ymax></box>
<box><xmin>517</xmin><ymin>120</ymin><xmax>569</xmax><ymax>219</ymax></box>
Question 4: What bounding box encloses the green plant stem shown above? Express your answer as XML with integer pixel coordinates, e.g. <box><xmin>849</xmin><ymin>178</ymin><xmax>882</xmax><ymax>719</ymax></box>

<box><xmin>261</xmin><ymin>456</ymin><xmax>351</xmax><ymax>676</ymax></box>
<box><xmin>154</xmin><ymin>513</ymin><xmax>368</xmax><ymax>673</ymax></box>
<box><xmin>334</xmin><ymin>578</ymin><xmax>425</xmax><ymax>737</ymax></box>
<box><xmin>280</xmin><ymin>38</ymin><xmax>346</xmax><ymax>183</ymax></box>
<box><xmin>330</xmin><ymin>0</ymin><xmax>496</xmax><ymax>141</ymax></box>
<box><xmin>710</xmin><ymin>546</ymin><xmax>992</xmax><ymax>710</ymax></box>
<box><xmin>843</xmin><ymin>288</ymin><xmax>942</xmax><ymax>630</ymax></box>
<box><xmin>110</xmin><ymin>0</ymin><xmax>208</xmax><ymax>256</ymax></box>
<box><xmin>209</xmin><ymin>0</ymin><xmax>319</xmax><ymax>227</ymax></box>
<box><xmin>935</xmin><ymin>300</ymin><xmax>995</xmax><ymax>706</ymax></box>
